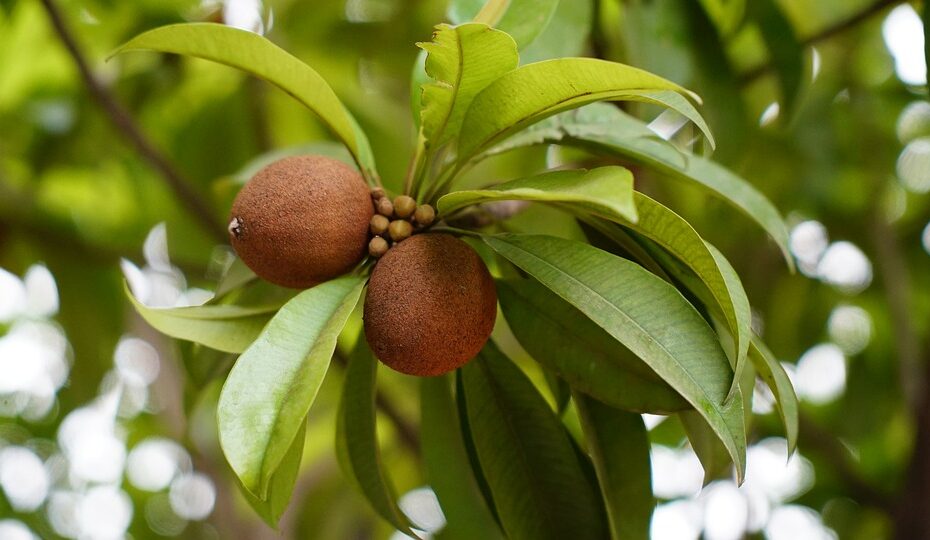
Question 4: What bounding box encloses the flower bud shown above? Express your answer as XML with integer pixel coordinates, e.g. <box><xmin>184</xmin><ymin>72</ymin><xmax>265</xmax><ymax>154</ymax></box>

<box><xmin>369</xmin><ymin>236</ymin><xmax>389</xmax><ymax>258</ymax></box>
<box><xmin>393</xmin><ymin>195</ymin><xmax>417</xmax><ymax>219</ymax></box>
<box><xmin>388</xmin><ymin>219</ymin><xmax>413</xmax><ymax>242</ymax></box>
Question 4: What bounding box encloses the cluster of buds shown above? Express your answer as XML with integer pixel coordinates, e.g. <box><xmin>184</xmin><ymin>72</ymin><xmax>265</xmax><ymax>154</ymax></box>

<box><xmin>368</xmin><ymin>188</ymin><xmax>436</xmax><ymax>258</ymax></box>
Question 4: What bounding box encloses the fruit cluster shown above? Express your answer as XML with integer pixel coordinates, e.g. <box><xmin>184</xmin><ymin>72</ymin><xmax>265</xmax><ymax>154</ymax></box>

<box><xmin>228</xmin><ymin>155</ymin><xmax>496</xmax><ymax>377</ymax></box>
<box><xmin>366</xmin><ymin>190</ymin><xmax>436</xmax><ymax>258</ymax></box>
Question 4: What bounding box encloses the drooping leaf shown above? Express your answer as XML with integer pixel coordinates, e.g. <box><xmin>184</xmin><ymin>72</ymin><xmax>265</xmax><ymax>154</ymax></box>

<box><xmin>680</xmin><ymin>410</ymin><xmax>732</xmax><ymax>484</ymax></box>
<box><xmin>238</xmin><ymin>419</ymin><xmax>307</xmax><ymax>528</ymax></box>
<box><xmin>461</xmin><ymin>341</ymin><xmax>608</xmax><ymax>539</ymax></box>
<box><xmin>438</xmin><ymin>167</ymin><xmax>638</xmax><ymax>224</ymax></box>
<box><xmin>496</xmin><ymin>278</ymin><xmax>688</xmax><ymax>413</ymax></box>
<box><xmin>213</xmin><ymin>257</ymin><xmax>257</xmax><ymax>299</ymax></box>
<box><xmin>448</xmin><ymin>0</ymin><xmax>561</xmax><ymax>51</ymax></box>
<box><xmin>486</xmin><ymin>103</ymin><xmax>792</xmax><ymax>266</ymax></box>
<box><xmin>574</xmin><ymin>393</ymin><xmax>654</xmax><ymax>540</ymax></box>
<box><xmin>750</xmin><ymin>336</ymin><xmax>799</xmax><ymax>453</ymax></box>
<box><xmin>421</xmin><ymin>375</ymin><xmax>504</xmax><ymax>540</ymax></box>
<box><xmin>457</xmin><ymin>58</ymin><xmax>713</xmax><ymax>162</ymax></box>
<box><xmin>114</xmin><ymin>23</ymin><xmax>376</xmax><ymax>178</ymax></box>
<box><xmin>336</xmin><ymin>340</ymin><xmax>414</xmax><ymax>535</ymax></box>
<box><xmin>747</xmin><ymin>0</ymin><xmax>805</xmax><ymax>118</ymax></box>
<box><xmin>483</xmin><ymin>234</ymin><xmax>746</xmax><ymax>480</ymax></box>
<box><xmin>218</xmin><ymin>276</ymin><xmax>364</xmax><ymax>497</ymax></box>
<box><xmin>418</xmin><ymin>23</ymin><xmax>518</xmax><ymax>149</ymax></box>
<box><xmin>127</xmin><ymin>284</ymin><xmax>276</xmax><ymax>354</ymax></box>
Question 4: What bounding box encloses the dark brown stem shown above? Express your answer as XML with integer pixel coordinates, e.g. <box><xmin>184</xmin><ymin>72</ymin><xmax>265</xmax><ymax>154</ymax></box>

<box><xmin>332</xmin><ymin>352</ymin><xmax>421</xmax><ymax>456</ymax></box>
<box><xmin>740</xmin><ymin>0</ymin><xmax>902</xmax><ymax>84</ymax></box>
<box><xmin>39</xmin><ymin>0</ymin><xmax>226</xmax><ymax>242</ymax></box>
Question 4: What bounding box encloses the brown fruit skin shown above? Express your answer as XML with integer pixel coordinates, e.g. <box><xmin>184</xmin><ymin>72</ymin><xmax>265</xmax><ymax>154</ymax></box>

<box><xmin>364</xmin><ymin>233</ymin><xmax>497</xmax><ymax>376</ymax></box>
<box><xmin>229</xmin><ymin>155</ymin><xmax>373</xmax><ymax>289</ymax></box>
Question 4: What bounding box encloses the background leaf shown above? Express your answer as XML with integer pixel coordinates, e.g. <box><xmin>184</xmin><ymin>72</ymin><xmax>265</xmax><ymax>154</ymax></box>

<box><xmin>448</xmin><ymin>0</ymin><xmax>561</xmax><ymax>51</ymax></box>
<box><xmin>496</xmin><ymin>278</ymin><xmax>689</xmax><ymax>413</ymax></box>
<box><xmin>747</xmin><ymin>0</ymin><xmax>805</xmax><ymax>118</ymax></box>
<box><xmin>483</xmin><ymin>233</ymin><xmax>746</xmax><ymax>479</ymax></box>
<box><xmin>457</xmin><ymin>58</ymin><xmax>712</xmax><ymax>162</ymax></box>
<box><xmin>574</xmin><ymin>393</ymin><xmax>654</xmax><ymax>540</ymax></box>
<box><xmin>217</xmin><ymin>276</ymin><xmax>364</xmax><ymax>496</ymax></box>
<box><xmin>438</xmin><ymin>166</ymin><xmax>638</xmax><ymax>223</ymax></box>
<box><xmin>336</xmin><ymin>340</ymin><xmax>414</xmax><ymax>535</ymax></box>
<box><xmin>128</xmin><ymin>285</ymin><xmax>276</xmax><ymax>354</ymax></box>
<box><xmin>115</xmin><ymin>23</ymin><xmax>377</xmax><ymax>178</ymax></box>
<box><xmin>461</xmin><ymin>340</ymin><xmax>608</xmax><ymax>540</ymax></box>
<box><xmin>420</xmin><ymin>375</ymin><xmax>504</xmax><ymax>540</ymax></box>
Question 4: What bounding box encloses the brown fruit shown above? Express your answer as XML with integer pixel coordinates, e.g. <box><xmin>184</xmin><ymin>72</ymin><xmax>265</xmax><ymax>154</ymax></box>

<box><xmin>364</xmin><ymin>233</ymin><xmax>497</xmax><ymax>376</ymax></box>
<box><xmin>228</xmin><ymin>155</ymin><xmax>373</xmax><ymax>289</ymax></box>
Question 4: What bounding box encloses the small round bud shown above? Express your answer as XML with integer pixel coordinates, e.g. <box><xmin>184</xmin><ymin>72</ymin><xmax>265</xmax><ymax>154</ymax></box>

<box><xmin>370</xmin><ymin>187</ymin><xmax>386</xmax><ymax>200</ymax></box>
<box><xmin>370</xmin><ymin>214</ymin><xmax>390</xmax><ymax>235</ymax></box>
<box><xmin>369</xmin><ymin>236</ymin><xmax>389</xmax><ymax>258</ymax></box>
<box><xmin>413</xmin><ymin>204</ymin><xmax>436</xmax><ymax>226</ymax></box>
<box><xmin>376</xmin><ymin>198</ymin><xmax>394</xmax><ymax>217</ymax></box>
<box><xmin>393</xmin><ymin>195</ymin><xmax>417</xmax><ymax>218</ymax></box>
<box><xmin>388</xmin><ymin>220</ymin><xmax>413</xmax><ymax>242</ymax></box>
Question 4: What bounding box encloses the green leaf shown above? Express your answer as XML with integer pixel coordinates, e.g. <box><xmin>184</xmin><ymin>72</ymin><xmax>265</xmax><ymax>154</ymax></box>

<box><xmin>419</xmin><ymin>23</ymin><xmax>518</xmax><ymax>149</ymax></box>
<box><xmin>448</xmin><ymin>0</ymin><xmax>561</xmax><ymax>51</ymax></box>
<box><xmin>336</xmin><ymin>340</ymin><xmax>414</xmax><ymax>535</ymax></box>
<box><xmin>421</xmin><ymin>376</ymin><xmax>504</xmax><ymax>540</ymax></box>
<box><xmin>747</xmin><ymin>0</ymin><xmax>805</xmax><ymax>117</ymax></box>
<box><xmin>488</xmin><ymin>104</ymin><xmax>792</xmax><ymax>267</ymax></box>
<box><xmin>750</xmin><ymin>336</ymin><xmax>799</xmax><ymax>453</ymax></box>
<box><xmin>218</xmin><ymin>276</ymin><xmax>364</xmax><ymax>497</ymax></box>
<box><xmin>483</xmin><ymin>234</ymin><xmax>746</xmax><ymax>480</ymax></box>
<box><xmin>458</xmin><ymin>58</ymin><xmax>712</xmax><ymax>162</ymax></box>
<box><xmin>519</xmin><ymin>0</ymin><xmax>592</xmax><ymax>64</ymax></box>
<box><xmin>114</xmin><ymin>23</ymin><xmax>376</xmax><ymax>178</ymax></box>
<box><xmin>574</xmin><ymin>393</ymin><xmax>654</xmax><ymax>540</ymax></box>
<box><xmin>461</xmin><ymin>341</ymin><xmax>608</xmax><ymax>540</ymax></box>
<box><xmin>438</xmin><ymin>167</ymin><xmax>638</xmax><ymax>224</ymax></box>
<box><xmin>496</xmin><ymin>278</ymin><xmax>689</xmax><ymax>413</ymax></box>
<box><xmin>127</xmin><ymin>284</ymin><xmax>275</xmax><ymax>354</ymax></box>
<box><xmin>680</xmin><ymin>410</ymin><xmax>731</xmax><ymax>484</ymax></box>
<box><xmin>239</xmin><ymin>419</ymin><xmax>307</xmax><ymax>528</ymax></box>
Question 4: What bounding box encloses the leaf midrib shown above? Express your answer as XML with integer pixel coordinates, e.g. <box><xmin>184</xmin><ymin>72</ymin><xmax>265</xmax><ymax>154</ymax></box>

<box><xmin>491</xmin><ymin>237</ymin><xmax>741</xmax><ymax>454</ymax></box>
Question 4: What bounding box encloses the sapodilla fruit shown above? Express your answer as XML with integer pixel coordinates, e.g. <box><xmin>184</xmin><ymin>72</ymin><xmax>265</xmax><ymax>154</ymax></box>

<box><xmin>364</xmin><ymin>233</ymin><xmax>497</xmax><ymax>376</ymax></box>
<box><xmin>228</xmin><ymin>155</ymin><xmax>373</xmax><ymax>289</ymax></box>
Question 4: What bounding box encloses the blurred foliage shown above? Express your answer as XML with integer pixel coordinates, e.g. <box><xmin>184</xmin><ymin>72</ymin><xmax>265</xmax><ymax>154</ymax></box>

<box><xmin>1</xmin><ymin>0</ymin><xmax>929</xmax><ymax>538</ymax></box>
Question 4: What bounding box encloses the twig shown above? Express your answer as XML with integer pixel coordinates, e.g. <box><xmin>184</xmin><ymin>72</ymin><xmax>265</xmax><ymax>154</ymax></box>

<box><xmin>332</xmin><ymin>351</ymin><xmax>421</xmax><ymax>456</ymax></box>
<box><xmin>740</xmin><ymin>0</ymin><xmax>902</xmax><ymax>84</ymax></box>
<box><xmin>39</xmin><ymin>0</ymin><xmax>226</xmax><ymax>242</ymax></box>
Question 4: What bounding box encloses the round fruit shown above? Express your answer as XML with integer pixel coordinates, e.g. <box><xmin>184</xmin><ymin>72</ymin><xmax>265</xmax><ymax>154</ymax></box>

<box><xmin>413</xmin><ymin>204</ymin><xmax>436</xmax><ymax>226</ymax></box>
<box><xmin>388</xmin><ymin>220</ymin><xmax>413</xmax><ymax>242</ymax></box>
<box><xmin>393</xmin><ymin>195</ymin><xmax>416</xmax><ymax>218</ymax></box>
<box><xmin>364</xmin><ymin>233</ymin><xmax>497</xmax><ymax>376</ymax></box>
<box><xmin>370</xmin><ymin>214</ymin><xmax>390</xmax><ymax>236</ymax></box>
<box><xmin>228</xmin><ymin>155</ymin><xmax>373</xmax><ymax>289</ymax></box>
<box><xmin>369</xmin><ymin>236</ymin><xmax>389</xmax><ymax>258</ymax></box>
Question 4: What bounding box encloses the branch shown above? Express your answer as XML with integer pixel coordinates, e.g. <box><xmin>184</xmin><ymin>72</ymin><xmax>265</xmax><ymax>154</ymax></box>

<box><xmin>740</xmin><ymin>0</ymin><xmax>902</xmax><ymax>84</ymax></box>
<box><xmin>332</xmin><ymin>351</ymin><xmax>421</xmax><ymax>456</ymax></box>
<box><xmin>39</xmin><ymin>0</ymin><xmax>226</xmax><ymax>242</ymax></box>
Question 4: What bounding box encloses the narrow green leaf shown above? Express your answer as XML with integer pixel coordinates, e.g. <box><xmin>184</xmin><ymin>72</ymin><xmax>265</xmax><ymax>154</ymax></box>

<box><xmin>496</xmin><ymin>278</ymin><xmax>689</xmax><ymax>413</ymax></box>
<box><xmin>487</xmin><ymin>103</ymin><xmax>792</xmax><ymax>266</ymax></box>
<box><xmin>448</xmin><ymin>0</ymin><xmax>561</xmax><ymax>51</ymax></box>
<box><xmin>574</xmin><ymin>393</ymin><xmax>654</xmax><ymax>540</ymax></box>
<box><xmin>419</xmin><ymin>23</ymin><xmax>518</xmax><ymax>149</ymax></box>
<box><xmin>680</xmin><ymin>410</ymin><xmax>731</xmax><ymax>484</ymax></box>
<box><xmin>127</xmin><ymin>284</ymin><xmax>275</xmax><ymax>354</ymax></box>
<box><xmin>218</xmin><ymin>277</ymin><xmax>364</xmax><ymax>496</ymax></box>
<box><xmin>114</xmin><ymin>23</ymin><xmax>376</xmax><ymax>177</ymax></box>
<box><xmin>239</xmin><ymin>419</ymin><xmax>307</xmax><ymax>528</ymax></box>
<box><xmin>461</xmin><ymin>341</ymin><xmax>608</xmax><ymax>539</ymax></box>
<box><xmin>748</xmin><ymin>0</ymin><xmax>805</xmax><ymax>117</ymax></box>
<box><xmin>483</xmin><ymin>234</ymin><xmax>746</xmax><ymax>480</ymax></box>
<box><xmin>750</xmin><ymin>336</ymin><xmax>799</xmax><ymax>453</ymax></box>
<box><xmin>421</xmin><ymin>376</ymin><xmax>504</xmax><ymax>540</ymax></box>
<box><xmin>438</xmin><ymin>167</ymin><xmax>638</xmax><ymax>223</ymax></box>
<box><xmin>336</xmin><ymin>340</ymin><xmax>414</xmax><ymax>535</ymax></box>
<box><xmin>213</xmin><ymin>257</ymin><xmax>257</xmax><ymax>299</ymax></box>
<box><xmin>458</xmin><ymin>58</ymin><xmax>712</xmax><ymax>161</ymax></box>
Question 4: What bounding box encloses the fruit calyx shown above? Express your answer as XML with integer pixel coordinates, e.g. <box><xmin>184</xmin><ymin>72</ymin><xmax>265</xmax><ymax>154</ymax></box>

<box><xmin>367</xmin><ymin>188</ymin><xmax>437</xmax><ymax>259</ymax></box>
